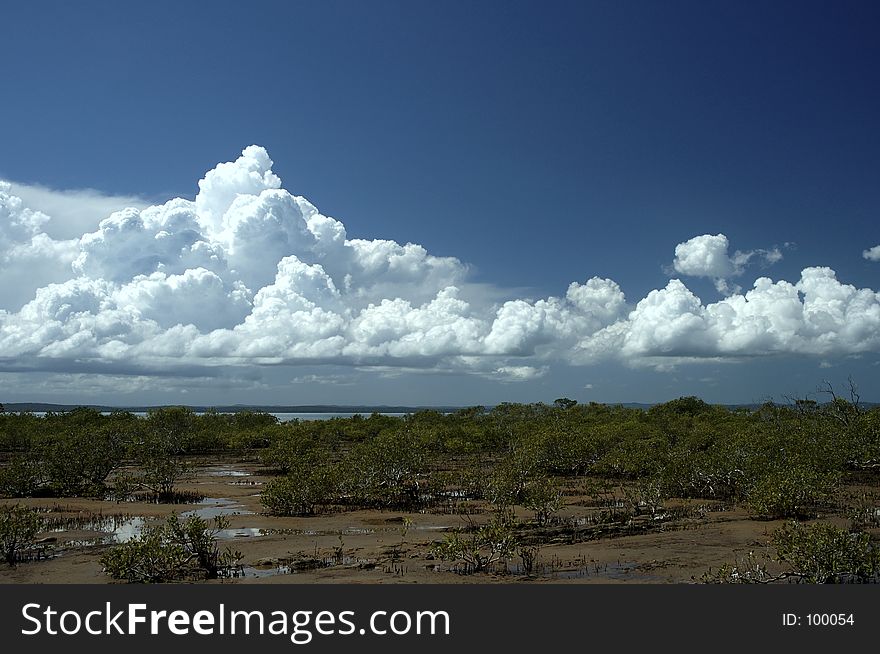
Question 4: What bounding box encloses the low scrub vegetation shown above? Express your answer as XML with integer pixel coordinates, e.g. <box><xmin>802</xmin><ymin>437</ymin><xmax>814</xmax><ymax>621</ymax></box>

<box><xmin>1</xmin><ymin>383</ymin><xmax>878</xmax><ymax>583</ymax></box>
<box><xmin>703</xmin><ymin>521</ymin><xmax>880</xmax><ymax>584</ymax></box>
<box><xmin>100</xmin><ymin>514</ymin><xmax>242</xmax><ymax>582</ymax></box>
<box><xmin>0</xmin><ymin>505</ymin><xmax>45</xmax><ymax>566</ymax></box>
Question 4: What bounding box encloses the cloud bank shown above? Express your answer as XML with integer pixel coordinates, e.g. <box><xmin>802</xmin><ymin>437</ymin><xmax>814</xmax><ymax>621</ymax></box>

<box><xmin>1</xmin><ymin>146</ymin><xmax>878</xmax><ymax>383</ymax></box>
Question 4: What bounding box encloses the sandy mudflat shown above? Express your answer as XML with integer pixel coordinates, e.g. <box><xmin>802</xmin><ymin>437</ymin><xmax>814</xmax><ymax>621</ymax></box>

<box><xmin>5</xmin><ymin>456</ymin><xmax>866</xmax><ymax>584</ymax></box>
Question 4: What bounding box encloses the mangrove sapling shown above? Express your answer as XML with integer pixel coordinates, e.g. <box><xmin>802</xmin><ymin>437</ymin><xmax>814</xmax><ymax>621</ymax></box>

<box><xmin>389</xmin><ymin>517</ymin><xmax>413</xmax><ymax>563</ymax></box>
<box><xmin>260</xmin><ymin>460</ymin><xmax>337</xmax><ymax>516</ymax></box>
<box><xmin>518</xmin><ymin>545</ymin><xmax>540</xmax><ymax>576</ymax></box>
<box><xmin>623</xmin><ymin>479</ymin><xmax>667</xmax><ymax>518</ymax></box>
<box><xmin>746</xmin><ymin>465</ymin><xmax>839</xmax><ymax>519</ymax></box>
<box><xmin>167</xmin><ymin>514</ymin><xmax>243</xmax><ymax>579</ymax></box>
<box><xmin>432</xmin><ymin>513</ymin><xmax>517</xmax><ymax>573</ymax></box>
<box><xmin>772</xmin><ymin>521</ymin><xmax>879</xmax><ymax>584</ymax></box>
<box><xmin>341</xmin><ymin>430</ymin><xmax>427</xmax><ymax>508</ymax></box>
<box><xmin>333</xmin><ymin>534</ymin><xmax>346</xmax><ymax>565</ymax></box>
<box><xmin>846</xmin><ymin>492</ymin><xmax>880</xmax><ymax>531</ymax></box>
<box><xmin>0</xmin><ymin>505</ymin><xmax>45</xmax><ymax>566</ymax></box>
<box><xmin>100</xmin><ymin>523</ymin><xmax>188</xmax><ymax>583</ymax></box>
<box><xmin>128</xmin><ymin>408</ymin><xmax>196</xmax><ymax>500</ymax></box>
<box><xmin>699</xmin><ymin>551</ymin><xmax>778</xmax><ymax>584</ymax></box>
<box><xmin>260</xmin><ymin>424</ymin><xmax>321</xmax><ymax>473</ymax></box>
<box><xmin>105</xmin><ymin>471</ymin><xmax>140</xmax><ymax>503</ymax></box>
<box><xmin>100</xmin><ymin>513</ymin><xmax>242</xmax><ymax>582</ymax></box>
<box><xmin>522</xmin><ymin>476</ymin><xmax>564</xmax><ymax>525</ymax></box>
<box><xmin>702</xmin><ymin>522</ymin><xmax>880</xmax><ymax>584</ymax></box>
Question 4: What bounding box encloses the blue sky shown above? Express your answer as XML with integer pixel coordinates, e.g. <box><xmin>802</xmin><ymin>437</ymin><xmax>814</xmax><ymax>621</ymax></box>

<box><xmin>0</xmin><ymin>0</ymin><xmax>878</xmax><ymax>406</ymax></box>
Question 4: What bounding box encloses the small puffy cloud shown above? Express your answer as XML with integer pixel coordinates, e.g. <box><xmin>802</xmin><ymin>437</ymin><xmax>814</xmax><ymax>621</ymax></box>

<box><xmin>492</xmin><ymin>365</ymin><xmax>548</xmax><ymax>382</ymax></box>
<box><xmin>673</xmin><ymin>234</ymin><xmax>739</xmax><ymax>278</ymax></box>
<box><xmin>672</xmin><ymin>233</ymin><xmax>782</xmax><ymax>294</ymax></box>
<box><xmin>864</xmin><ymin>245</ymin><xmax>880</xmax><ymax>262</ymax></box>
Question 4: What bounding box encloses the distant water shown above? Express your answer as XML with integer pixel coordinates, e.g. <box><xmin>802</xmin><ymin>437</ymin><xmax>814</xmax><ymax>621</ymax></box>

<box><xmin>25</xmin><ymin>411</ymin><xmax>410</xmax><ymax>422</ymax></box>
<box><xmin>268</xmin><ymin>412</ymin><xmax>410</xmax><ymax>422</ymax></box>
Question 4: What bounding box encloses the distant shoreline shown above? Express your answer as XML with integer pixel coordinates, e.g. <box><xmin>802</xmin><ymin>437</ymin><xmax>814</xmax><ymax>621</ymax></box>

<box><xmin>6</xmin><ymin>401</ymin><xmax>875</xmax><ymax>414</ymax></box>
<box><xmin>1</xmin><ymin>402</ymin><xmax>465</xmax><ymax>414</ymax></box>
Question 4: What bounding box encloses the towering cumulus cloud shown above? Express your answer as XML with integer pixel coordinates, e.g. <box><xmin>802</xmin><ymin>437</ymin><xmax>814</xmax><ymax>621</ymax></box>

<box><xmin>0</xmin><ymin>146</ymin><xmax>878</xmax><ymax>382</ymax></box>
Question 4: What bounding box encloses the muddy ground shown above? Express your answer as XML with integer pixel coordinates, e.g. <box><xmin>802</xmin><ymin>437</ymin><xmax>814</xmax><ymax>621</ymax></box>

<box><xmin>0</xmin><ymin>457</ymin><xmax>870</xmax><ymax>584</ymax></box>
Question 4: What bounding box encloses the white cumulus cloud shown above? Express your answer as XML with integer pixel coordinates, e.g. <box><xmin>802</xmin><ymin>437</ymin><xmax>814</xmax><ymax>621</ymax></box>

<box><xmin>1</xmin><ymin>146</ymin><xmax>878</xmax><ymax>385</ymax></box>
<box><xmin>864</xmin><ymin>245</ymin><xmax>880</xmax><ymax>262</ymax></box>
<box><xmin>576</xmin><ymin>267</ymin><xmax>880</xmax><ymax>367</ymax></box>
<box><xmin>672</xmin><ymin>233</ymin><xmax>782</xmax><ymax>294</ymax></box>
<box><xmin>3</xmin><ymin>181</ymin><xmax>149</xmax><ymax>240</ymax></box>
<box><xmin>0</xmin><ymin>182</ymin><xmax>79</xmax><ymax>309</ymax></box>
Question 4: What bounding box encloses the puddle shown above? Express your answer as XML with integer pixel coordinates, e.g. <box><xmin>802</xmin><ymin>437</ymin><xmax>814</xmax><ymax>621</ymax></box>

<box><xmin>111</xmin><ymin>516</ymin><xmax>146</xmax><ymax>543</ymax></box>
<box><xmin>241</xmin><ymin>565</ymin><xmax>293</xmax><ymax>578</ymax></box>
<box><xmin>214</xmin><ymin>527</ymin><xmax>265</xmax><ymax>539</ymax></box>
<box><xmin>184</xmin><ymin>497</ymin><xmax>254</xmax><ymax>520</ymax></box>
<box><xmin>46</xmin><ymin>514</ymin><xmax>145</xmax><ymax>544</ymax></box>
<box><xmin>47</xmin><ymin>498</ymin><xmax>257</xmax><ymax>546</ymax></box>
<box><xmin>96</xmin><ymin>513</ymin><xmax>261</xmax><ymax>543</ymax></box>
<box><xmin>206</xmin><ymin>469</ymin><xmax>252</xmax><ymax>478</ymax></box>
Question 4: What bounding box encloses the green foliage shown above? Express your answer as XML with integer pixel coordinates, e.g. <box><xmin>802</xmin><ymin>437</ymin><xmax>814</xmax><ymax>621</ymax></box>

<box><xmin>129</xmin><ymin>408</ymin><xmax>195</xmax><ymax>499</ymax></box>
<box><xmin>0</xmin><ymin>504</ymin><xmax>44</xmax><ymax>565</ymax></box>
<box><xmin>261</xmin><ymin>462</ymin><xmax>338</xmax><ymax>516</ymax></box>
<box><xmin>100</xmin><ymin>513</ymin><xmax>242</xmax><ymax>583</ymax></box>
<box><xmin>623</xmin><ymin>478</ymin><xmax>667</xmax><ymax>517</ymax></box>
<box><xmin>702</xmin><ymin>522</ymin><xmax>880</xmax><ymax>584</ymax></box>
<box><xmin>521</xmin><ymin>476</ymin><xmax>564</xmax><ymax>524</ymax></box>
<box><xmin>432</xmin><ymin>513</ymin><xmax>517</xmax><ymax>573</ymax></box>
<box><xmin>700</xmin><ymin>551</ymin><xmax>776</xmax><ymax>584</ymax></box>
<box><xmin>772</xmin><ymin>521</ymin><xmax>879</xmax><ymax>583</ymax></box>
<box><xmin>747</xmin><ymin>466</ymin><xmax>838</xmax><ymax>519</ymax></box>
<box><xmin>486</xmin><ymin>448</ymin><xmax>540</xmax><ymax>507</ymax></box>
<box><xmin>42</xmin><ymin>423</ymin><xmax>128</xmax><ymax>496</ymax></box>
<box><xmin>0</xmin><ymin>411</ymin><xmax>42</xmax><ymax>451</ymax></box>
<box><xmin>596</xmin><ymin>428</ymin><xmax>666</xmax><ymax>479</ymax></box>
<box><xmin>846</xmin><ymin>492</ymin><xmax>880</xmax><ymax>531</ymax></box>
<box><xmin>1</xmin><ymin>391</ymin><xmax>877</xmax><ymax>556</ymax></box>
<box><xmin>0</xmin><ymin>455</ymin><xmax>45</xmax><ymax>498</ymax></box>
<box><xmin>191</xmin><ymin>410</ymin><xmax>279</xmax><ymax>451</ymax></box>
<box><xmin>101</xmin><ymin>523</ymin><xmax>189</xmax><ymax>583</ymax></box>
<box><xmin>649</xmin><ymin>396</ymin><xmax>712</xmax><ymax>417</ymax></box>
<box><xmin>341</xmin><ymin>429</ymin><xmax>427</xmax><ymax>507</ymax></box>
<box><xmin>260</xmin><ymin>424</ymin><xmax>322</xmax><ymax>472</ymax></box>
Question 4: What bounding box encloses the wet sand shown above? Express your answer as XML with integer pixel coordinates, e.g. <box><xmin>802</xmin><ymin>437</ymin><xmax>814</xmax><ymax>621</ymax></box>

<box><xmin>0</xmin><ymin>457</ymin><xmax>872</xmax><ymax>584</ymax></box>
